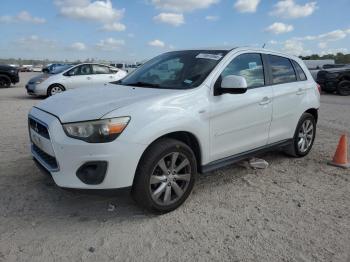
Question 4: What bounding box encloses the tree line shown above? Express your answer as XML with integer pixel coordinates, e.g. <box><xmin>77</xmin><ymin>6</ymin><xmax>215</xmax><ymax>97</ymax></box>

<box><xmin>299</xmin><ymin>53</ymin><xmax>350</xmax><ymax>64</ymax></box>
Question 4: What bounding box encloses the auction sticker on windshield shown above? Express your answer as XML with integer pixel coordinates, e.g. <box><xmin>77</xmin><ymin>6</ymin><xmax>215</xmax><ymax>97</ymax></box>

<box><xmin>196</xmin><ymin>53</ymin><xmax>223</xmax><ymax>60</ymax></box>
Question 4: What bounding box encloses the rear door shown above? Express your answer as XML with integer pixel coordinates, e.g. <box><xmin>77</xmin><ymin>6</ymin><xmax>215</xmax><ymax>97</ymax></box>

<box><xmin>266</xmin><ymin>55</ymin><xmax>305</xmax><ymax>143</ymax></box>
<box><xmin>91</xmin><ymin>64</ymin><xmax>116</xmax><ymax>86</ymax></box>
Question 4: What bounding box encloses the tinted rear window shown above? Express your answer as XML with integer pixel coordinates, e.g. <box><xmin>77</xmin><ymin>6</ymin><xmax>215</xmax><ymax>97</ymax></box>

<box><xmin>268</xmin><ymin>55</ymin><xmax>297</xmax><ymax>84</ymax></box>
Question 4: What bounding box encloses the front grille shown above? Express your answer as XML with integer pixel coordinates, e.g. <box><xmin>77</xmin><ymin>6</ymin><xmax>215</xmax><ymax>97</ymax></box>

<box><xmin>32</xmin><ymin>144</ymin><xmax>58</xmax><ymax>171</ymax></box>
<box><xmin>29</xmin><ymin>118</ymin><xmax>50</xmax><ymax>139</ymax></box>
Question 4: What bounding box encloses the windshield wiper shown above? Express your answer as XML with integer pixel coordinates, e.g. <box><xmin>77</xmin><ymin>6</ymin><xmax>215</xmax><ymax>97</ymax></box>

<box><xmin>120</xmin><ymin>81</ymin><xmax>160</xmax><ymax>88</ymax></box>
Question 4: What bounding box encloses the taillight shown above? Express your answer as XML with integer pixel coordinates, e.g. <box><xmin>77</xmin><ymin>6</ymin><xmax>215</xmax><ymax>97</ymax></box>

<box><xmin>316</xmin><ymin>83</ymin><xmax>321</xmax><ymax>94</ymax></box>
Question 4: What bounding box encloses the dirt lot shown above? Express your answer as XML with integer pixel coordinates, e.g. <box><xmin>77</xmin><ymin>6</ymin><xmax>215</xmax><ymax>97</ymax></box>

<box><xmin>0</xmin><ymin>73</ymin><xmax>349</xmax><ymax>262</ymax></box>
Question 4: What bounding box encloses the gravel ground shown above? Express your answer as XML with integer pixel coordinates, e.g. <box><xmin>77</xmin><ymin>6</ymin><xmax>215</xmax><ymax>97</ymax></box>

<box><xmin>0</xmin><ymin>73</ymin><xmax>349</xmax><ymax>262</ymax></box>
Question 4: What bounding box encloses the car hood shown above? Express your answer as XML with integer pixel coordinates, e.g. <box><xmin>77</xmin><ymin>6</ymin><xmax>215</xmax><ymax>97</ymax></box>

<box><xmin>28</xmin><ymin>73</ymin><xmax>49</xmax><ymax>83</ymax></box>
<box><xmin>35</xmin><ymin>84</ymin><xmax>175</xmax><ymax>123</ymax></box>
<box><xmin>0</xmin><ymin>64</ymin><xmax>16</xmax><ymax>71</ymax></box>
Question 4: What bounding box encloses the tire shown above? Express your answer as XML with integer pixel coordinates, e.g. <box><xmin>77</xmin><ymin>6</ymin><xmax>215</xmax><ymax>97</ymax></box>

<box><xmin>47</xmin><ymin>84</ymin><xmax>65</xmax><ymax>96</ymax></box>
<box><xmin>323</xmin><ymin>90</ymin><xmax>334</xmax><ymax>94</ymax></box>
<box><xmin>132</xmin><ymin>138</ymin><xmax>197</xmax><ymax>213</ymax></box>
<box><xmin>284</xmin><ymin>113</ymin><xmax>316</xmax><ymax>157</ymax></box>
<box><xmin>337</xmin><ymin>80</ymin><xmax>350</xmax><ymax>96</ymax></box>
<box><xmin>0</xmin><ymin>75</ymin><xmax>11</xmax><ymax>88</ymax></box>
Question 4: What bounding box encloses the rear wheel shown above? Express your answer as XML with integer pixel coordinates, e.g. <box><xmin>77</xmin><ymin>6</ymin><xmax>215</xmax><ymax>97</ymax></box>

<box><xmin>47</xmin><ymin>84</ymin><xmax>65</xmax><ymax>96</ymax></box>
<box><xmin>0</xmin><ymin>75</ymin><xmax>11</xmax><ymax>88</ymax></box>
<box><xmin>285</xmin><ymin>113</ymin><xmax>316</xmax><ymax>157</ymax></box>
<box><xmin>337</xmin><ymin>80</ymin><xmax>350</xmax><ymax>96</ymax></box>
<box><xmin>132</xmin><ymin>138</ymin><xmax>197</xmax><ymax>213</ymax></box>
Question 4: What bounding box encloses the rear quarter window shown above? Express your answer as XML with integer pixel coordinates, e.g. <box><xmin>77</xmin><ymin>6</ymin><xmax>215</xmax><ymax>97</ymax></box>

<box><xmin>292</xmin><ymin>60</ymin><xmax>307</xmax><ymax>81</ymax></box>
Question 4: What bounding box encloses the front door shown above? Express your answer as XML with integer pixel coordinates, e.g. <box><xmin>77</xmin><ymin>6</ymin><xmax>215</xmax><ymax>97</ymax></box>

<box><xmin>210</xmin><ymin>53</ymin><xmax>273</xmax><ymax>161</ymax></box>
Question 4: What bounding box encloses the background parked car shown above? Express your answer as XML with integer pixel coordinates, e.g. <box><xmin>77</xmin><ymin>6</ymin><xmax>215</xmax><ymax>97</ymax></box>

<box><xmin>316</xmin><ymin>65</ymin><xmax>350</xmax><ymax>96</ymax></box>
<box><xmin>20</xmin><ymin>65</ymin><xmax>33</xmax><ymax>72</ymax></box>
<box><xmin>0</xmin><ymin>64</ymin><xmax>19</xmax><ymax>88</ymax></box>
<box><xmin>109</xmin><ymin>62</ymin><xmax>140</xmax><ymax>73</ymax></box>
<box><xmin>32</xmin><ymin>65</ymin><xmax>43</xmax><ymax>72</ymax></box>
<box><xmin>26</xmin><ymin>63</ymin><xmax>127</xmax><ymax>96</ymax></box>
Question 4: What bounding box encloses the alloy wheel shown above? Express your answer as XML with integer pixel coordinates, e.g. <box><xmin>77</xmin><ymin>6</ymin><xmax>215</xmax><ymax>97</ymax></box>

<box><xmin>297</xmin><ymin>119</ymin><xmax>314</xmax><ymax>153</ymax></box>
<box><xmin>50</xmin><ymin>86</ymin><xmax>63</xmax><ymax>95</ymax></box>
<box><xmin>149</xmin><ymin>152</ymin><xmax>192</xmax><ymax>206</ymax></box>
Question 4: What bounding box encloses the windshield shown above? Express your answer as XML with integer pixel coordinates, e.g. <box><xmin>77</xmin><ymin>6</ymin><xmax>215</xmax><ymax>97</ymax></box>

<box><xmin>116</xmin><ymin>50</ymin><xmax>228</xmax><ymax>89</ymax></box>
<box><xmin>51</xmin><ymin>65</ymin><xmax>73</xmax><ymax>74</ymax></box>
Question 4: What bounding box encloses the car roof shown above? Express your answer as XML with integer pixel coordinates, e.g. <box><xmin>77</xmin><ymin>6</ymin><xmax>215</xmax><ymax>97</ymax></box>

<box><xmin>74</xmin><ymin>63</ymin><xmax>113</xmax><ymax>67</ymax></box>
<box><xmin>172</xmin><ymin>46</ymin><xmax>299</xmax><ymax>60</ymax></box>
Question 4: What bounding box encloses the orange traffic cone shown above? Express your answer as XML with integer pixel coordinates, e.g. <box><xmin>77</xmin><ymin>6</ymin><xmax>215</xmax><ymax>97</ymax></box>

<box><xmin>328</xmin><ymin>134</ymin><xmax>350</xmax><ymax>169</ymax></box>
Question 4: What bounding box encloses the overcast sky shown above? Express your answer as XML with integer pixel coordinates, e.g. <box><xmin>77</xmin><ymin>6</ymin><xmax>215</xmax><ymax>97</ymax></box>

<box><xmin>0</xmin><ymin>0</ymin><xmax>349</xmax><ymax>61</ymax></box>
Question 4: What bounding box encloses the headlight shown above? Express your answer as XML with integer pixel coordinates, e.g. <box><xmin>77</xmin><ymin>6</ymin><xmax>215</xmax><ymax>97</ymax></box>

<box><xmin>63</xmin><ymin>117</ymin><xmax>130</xmax><ymax>143</ymax></box>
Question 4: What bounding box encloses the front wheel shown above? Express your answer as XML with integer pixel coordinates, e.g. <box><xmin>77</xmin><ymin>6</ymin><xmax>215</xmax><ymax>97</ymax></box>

<box><xmin>285</xmin><ymin>113</ymin><xmax>316</xmax><ymax>157</ymax></box>
<box><xmin>132</xmin><ymin>138</ymin><xmax>197</xmax><ymax>213</ymax></box>
<box><xmin>47</xmin><ymin>84</ymin><xmax>65</xmax><ymax>96</ymax></box>
<box><xmin>0</xmin><ymin>75</ymin><xmax>11</xmax><ymax>88</ymax></box>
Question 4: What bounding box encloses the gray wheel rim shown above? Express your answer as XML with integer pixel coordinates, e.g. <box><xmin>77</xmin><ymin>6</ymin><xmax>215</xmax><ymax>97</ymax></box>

<box><xmin>297</xmin><ymin>119</ymin><xmax>314</xmax><ymax>153</ymax></box>
<box><xmin>50</xmin><ymin>86</ymin><xmax>63</xmax><ymax>95</ymax></box>
<box><xmin>149</xmin><ymin>152</ymin><xmax>191</xmax><ymax>206</ymax></box>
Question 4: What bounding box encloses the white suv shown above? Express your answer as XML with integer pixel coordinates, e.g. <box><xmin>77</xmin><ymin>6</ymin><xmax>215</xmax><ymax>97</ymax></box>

<box><xmin>26</xmin><ymin>63</ymin><xmax>127</xmax><ymax>96</ymax></box>
<box><xmin>28</xmin><ymin>47</ymin><xmax>320</xmax><ymax>212</ymax></box>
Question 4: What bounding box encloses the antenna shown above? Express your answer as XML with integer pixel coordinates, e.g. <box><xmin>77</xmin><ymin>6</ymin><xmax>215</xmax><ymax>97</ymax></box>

<box><xmin>262</xmin><ymin>43</ymin><xmax>266</xmax><ymax>48</ymax></box>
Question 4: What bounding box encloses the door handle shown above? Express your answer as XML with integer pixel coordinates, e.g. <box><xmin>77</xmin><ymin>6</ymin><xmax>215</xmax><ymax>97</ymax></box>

<box><xmin>259</xmin><ymin>97</ymin><xmax>271</xmax><ymax>105</ymax></box>
<box><xmin>109</xmin><ymin>76</ymin><xmax>114</xmax><ymax>78</ymax></box>
<box><xmin>87</xmin><ymin>76</ymin><xmax>91</xmax><ymax>80</ymax></box>
<box><xmin>296</xmin><ymin>88</ymin><xmax>304</xmax><ymax>95</ymax></box>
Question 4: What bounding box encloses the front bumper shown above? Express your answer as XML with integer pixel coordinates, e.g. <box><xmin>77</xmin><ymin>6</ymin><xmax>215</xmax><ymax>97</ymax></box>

<box><xmin>28</xmin><ymin>107</ymin><xmax>147</xmax><ymax>189</ymax></box>
<box><xmin>26</xmin><ymin>82</ymin><xmax>47</xmax><ymax>96</ymax></box>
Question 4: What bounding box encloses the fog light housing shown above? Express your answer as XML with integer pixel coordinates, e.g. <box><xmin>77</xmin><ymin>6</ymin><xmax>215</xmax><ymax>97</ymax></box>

<box><xmin>76</xmin><ymin>161</ymin><xmax>108</xmax><ymax>185</ymax></box>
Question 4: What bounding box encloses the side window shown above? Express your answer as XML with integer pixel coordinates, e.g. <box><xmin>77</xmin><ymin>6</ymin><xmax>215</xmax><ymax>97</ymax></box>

<box><xmin>68</xmin><ymin>64</ymin><xmax>92</xmax><ymax>76</ymax></box>
<box><xmin>219</xmin><ymin>53</ymin><xmax>265</xmax><ymax>88</ymax></box>
<box><xmin>67</xmin><ymin>66</ymin><xmax>80</xmax><ymax>76</ymax></box>
<box><xmin>92</xmin><ymin>65</ymin><xmax>110</xmax><ymax>74</ymax></box>
<box><xmin>292</xmin><ymin>60</ymin><xmax>307</xmax><ymax>81</ymax></box>
<box><xmin>268</xmin><ymin>55</ymin><xmax>297</xmax><ymax>84</ymax></box>
<box><xmin>79</xmin><ymin>64</ymin><xmax>92</xmax><ymax>75</ymax></box>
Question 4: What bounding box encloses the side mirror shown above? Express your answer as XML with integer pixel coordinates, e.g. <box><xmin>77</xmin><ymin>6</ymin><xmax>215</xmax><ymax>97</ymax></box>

<box><xmin>219</xmin><ymin>75</ymin><xmax>248</xmax><ymax>95</ymax></box>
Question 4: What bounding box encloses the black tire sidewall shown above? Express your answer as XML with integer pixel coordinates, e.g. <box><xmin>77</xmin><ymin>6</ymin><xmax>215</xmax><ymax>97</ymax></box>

<box><xmin>0</xmin><ymin>76</ymin><xmax>11</xmax><ymax>88</ymax></box>
<box><xmin>132</xmin><ymin>139</ymin><xmax>197</xmax><ymax>213</ymax></box>
<box><xmin>293</xmin><ymin>113</ymin><xmax>316</xmax><ymax>157</ymax></box>
<box><xmin>337</xmin><ymin>80</ymin><xmax>350</xmax><ymax>96</ymax></box>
